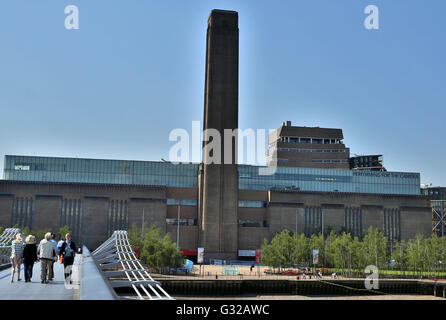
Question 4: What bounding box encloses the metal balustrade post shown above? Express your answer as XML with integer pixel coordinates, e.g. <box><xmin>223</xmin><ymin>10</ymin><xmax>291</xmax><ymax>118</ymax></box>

<box><xmin>90</xmin><ymin>230</ymin><xmax>173</xmax><ymax>300</ymax></box>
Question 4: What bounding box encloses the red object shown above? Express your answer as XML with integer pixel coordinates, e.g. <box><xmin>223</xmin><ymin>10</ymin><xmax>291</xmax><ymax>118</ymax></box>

<box><xmin>282</xmin><ymin>270</ymin><xmax>298</xmax><ymax>275</ymax></box>
<box><xmin>180</xmin><ymin>249</ymin><xmax>197</xmax><ymax>256</ymax></box>
<box><xmin>134</xmin><ymin>246</ymin><xmax>141</xmax><ymax>259</ymax></box>
<box><xmin>318</xmin><ymin>268</ymin><xmax>329</xmax><ymax>275</ymax></box>
<box><xmin>255</xmin><ymin>249</ymin><xmax>261</xmax><ymax>264</ymax></box>
<box><xmin>434</xmin><ymin>278</ymin><xmax>438</xmax><ymax>282</ymax></box>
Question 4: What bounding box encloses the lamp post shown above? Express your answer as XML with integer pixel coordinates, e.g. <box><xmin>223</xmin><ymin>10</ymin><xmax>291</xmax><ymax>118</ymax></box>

<box><xmin>295</xmin><ymin>210</ymin><xmax>298</xmax><ymax>234</ymax></box>
<box><xmin>141</xmin><ymin>208</ymin><xmax>145</xmax><ymax>242</ymax></box>
<box><xmin>177</xmin><ymin>200</ymin><xmax>181</xmax><ymax>248</ymax></box>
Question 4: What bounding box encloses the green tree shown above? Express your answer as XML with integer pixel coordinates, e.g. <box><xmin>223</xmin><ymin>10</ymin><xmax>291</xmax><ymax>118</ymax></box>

<box><xmin>261</xmin><ymin>230</ymin><xmax>300</xmax><ymax>272</ymax></box>
<box><xmin>331</xmin><ymin>232</ymin><xmax>353</xmax><ymax>275</ymax></box>
<box><xmin>393</xmin><ymin>240</ymin><xmax>407</xmax><ymax>273</ymax></box>
<box><xmin>324</xmin><ymin>230</ymin><xmax>339</xmax><ymax>268</ymax></box>
<box><xmin>58</xmin><ymin>225</ymin><xmax>72</xmax><ymax>239</ymax></box>
<box><xmin>274</xmin><ymin>230</ymin><xmax>294</xmax><ymax>268</ymax></box>
<box><xmin>292</xmin><ymin>233</ymin><xmax>309</xmax><ymax>267</ymax></box>
<box><xmin>128</xmin><ymin>222</ymin><xmax>144</xmax><ymax>247</ymax></box>
<box><xmin>22</xmin><ymin>227</ymin><xmax>30</xmax><ymax>237</ymax></box>
<box><xmin>351</xmin><ymin>236</ymin><xmax>365</xmax><ymax>276</ymax></box>
<box><xmin>423</xmin><ymin>234</ymin><xmax>442</xmax><ymax>277</ymax></box>
<box><xmin>406</xmin><ymin>233</ymin><xmax>424</xmax><ymax>275</ymax></box>
<box><xmin>33</xmin><ymin>229</ymin><xmax>52</xmax><ymax>242</ymax></box>
<box><xmin>0</xmin><ymin>226</ymin><xmax>4</xmax><ymax>235</ymax></box>
<box><xmin>362</xmin><ymin>227</ymin><xmax>387</xmax><ymax>269</ymax></box>
<box><xmin>260</xmin><ymin>238</ymin><xmax>281</xmax><ymax>270</ymax></box>
<box><xmin>140</xmin><ymin>224</ymin><xmax>183</xmax><ymax>273</ymax></box>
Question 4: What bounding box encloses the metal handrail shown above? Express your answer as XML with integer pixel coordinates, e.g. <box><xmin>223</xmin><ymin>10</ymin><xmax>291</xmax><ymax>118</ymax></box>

<box><xmin>91</xmin><ymin>230</ymin><xmax>174</xmax><ymax>300</ymax></box>
<box><xmin>0</xmin><ymin>228</ymin><xmax>22</xmax><ymax>264</ymax></box>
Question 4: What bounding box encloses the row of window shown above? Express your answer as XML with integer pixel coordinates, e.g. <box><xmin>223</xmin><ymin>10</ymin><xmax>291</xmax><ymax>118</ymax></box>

<box><xmin>277</xmin><ymin>148</ymin><xmax>346</xmax><ymax>153</ymax></box>
<box><xmin>5</xmin><ymin>170</ymin><xmax>198</xmax><ymax>188</ymax></box>
<box><xmin>239</xmin><ymin>220</ymin><xmax>268</xmax><ymax>228</ymax></box>
<box><xmin>166</xmin><ymin>218</ymin><xmax>197</xmax><ymax>226</ymax></box>
<box><xmin>279</xmin><ymin>137</ymin><xmax>342</xmax><ymax>144</ymax></box>
<box><xmin>166</xmin><ymin>199</ymin><xmax>198</xmax><ymax>206</ymax></box>
<box><xmin>311</xmin><ymin>160</ymin><xmax>349</xmax><ymax>163</ymax></box>
<box><xmin>7</xmin><ymin>156</ymin><xmax>199</xmax><ymax>175</ymax></box>
<box><xmin>238</xmin><ymin>200</ymin><xmax>266</xmax><ymax>208</ymax></box>
<box><xmin>165</xmin><ymin>219</ymin><xmax>269</xmax><ymax>227</ymax></box>
<box><xmin>5</xmin><ymin>156</ymin><xmax>420</xmax><ymax>195</ymax></box>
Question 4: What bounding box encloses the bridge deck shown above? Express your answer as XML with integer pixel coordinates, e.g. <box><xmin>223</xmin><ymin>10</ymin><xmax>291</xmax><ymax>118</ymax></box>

<box><xmin>0</xmin><ymin>255</ymin><xmax>80</xmax><ymax>300</ymax></box>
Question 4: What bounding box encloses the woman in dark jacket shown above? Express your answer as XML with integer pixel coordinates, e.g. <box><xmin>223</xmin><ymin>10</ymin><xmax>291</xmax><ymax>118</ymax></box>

<box><xmin>23</xmin><ymin>235</ymin><xmax>38</xmax><ymax>282</ymax></box>
<box><xmin>60</xmin><ymin>233</ymin><xmax>76</xmax><ymax>284</ymax></box>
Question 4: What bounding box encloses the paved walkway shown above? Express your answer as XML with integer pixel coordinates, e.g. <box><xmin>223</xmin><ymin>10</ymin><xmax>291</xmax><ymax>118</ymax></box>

<box><xmin>0</xmin><ymin>255</ymin><xmax>81</xmax><ymax>300</ymax></box>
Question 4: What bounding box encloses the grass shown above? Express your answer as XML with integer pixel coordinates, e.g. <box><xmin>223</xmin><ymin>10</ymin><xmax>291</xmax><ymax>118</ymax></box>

<box><xmin>323</xmin><ymin>267</ymin><xmax>446</xmax><ymax>278</ymax></box>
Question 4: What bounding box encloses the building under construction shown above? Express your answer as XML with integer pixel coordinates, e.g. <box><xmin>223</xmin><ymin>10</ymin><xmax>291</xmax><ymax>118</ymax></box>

<box><xmin>422</xmin><ymin>187</ymin><xmax>446</xmax><ymax>237</ymax></box>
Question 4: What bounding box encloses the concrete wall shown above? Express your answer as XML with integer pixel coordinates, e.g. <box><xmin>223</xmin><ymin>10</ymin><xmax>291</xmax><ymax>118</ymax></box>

<box><xmin>34</xmin><ymin>195</ymin><xmax>62</xmax><ymax>232</ymax></box>
<box><xmin>129</xmin><ymin>198</ymin><xmax>166</xmax><ymax>233</ymax></box>
<box><xmin>167</xmin><ymin>225</ymin><xmax>198</xmax><ymax>250</ymax></box>
<box><xmin>82</xmin><ymin>197</ymin><xmax>109</xmax><ymax>249</ymax></box>
<box><xmin>267</xmin><ymin>204</ymin><xmax>303</xmax><ymax>239</ymax></box>
<box><xmin>322</xmin><ymin>204</ymin><xmax>345</xmax><ymax>232</ymax></box>
<box><xmin>238</xmin><ymin>227</ymin><xmax>269</xmax><ymax>250</ymax></box>
<box><xmin>0</xmin><ymin>180</ymin><xmax>433</xmax><ymax>256</ymax></box>
<box><xmin>362</xmin><ymin>205</ymin><xmax>383</xmax><ymax>231</ymax></box>
<box><xmin>0</xmin><ymin>194</ymin><xmax>13</xmax><ymax>226</ymax></box>
<box><xmin>400</xmin><ymin>206</ymin><xmax>433</xmax><ymax>240</ymax></box>
<box><xmin>0</xmin><ymin>181</ymin><xmax>167</xmax><ymax>250</ymax></box>
<box><xmin>266</xmin><ymin>190</ymin><xmax>432</xmax><ymax>241</ymax></box>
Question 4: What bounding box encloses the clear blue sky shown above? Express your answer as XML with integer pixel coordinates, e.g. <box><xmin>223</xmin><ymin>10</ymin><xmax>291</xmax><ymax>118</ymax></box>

<box><xmin>0</xmin><ymin>0</ymin><xmax>445</xmax><ymax>186</ymax></box>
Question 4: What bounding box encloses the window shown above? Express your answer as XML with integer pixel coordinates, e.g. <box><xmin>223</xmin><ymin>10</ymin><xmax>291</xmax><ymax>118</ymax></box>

<box><xmin>238</xmin><ymin>200</ymin><xmax>266</xmax><ymax>208</ymax></box>
<box><xmin>238</xmin><ymin>220</ymin><xmax>267</xmax><ymax>227</ymax></box>
<box><xmin>166</xmin><ymin>218</ymin><xmax>197</xmax><ymax>226</ymax></box>
<box><xmin>167</xmin><ymin>199</ymin><xmax>197</xmax><ymax>206</ymax></box>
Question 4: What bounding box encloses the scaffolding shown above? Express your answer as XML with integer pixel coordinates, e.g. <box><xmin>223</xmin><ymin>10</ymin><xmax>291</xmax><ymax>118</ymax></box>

<box><xmin>432</xmin><ymin>201</ymin><xmax>446</xmax><ymax>237</ymax></box>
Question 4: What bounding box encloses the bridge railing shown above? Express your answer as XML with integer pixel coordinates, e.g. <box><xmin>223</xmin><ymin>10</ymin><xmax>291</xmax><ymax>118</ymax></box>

<box><xmin>0</xmin><ymin>228</ymin><xmax>22</xmax><ymax>265</ymax></box>
<box><xmin>91</xmin><ymin>230</ymin><xmax>174</xmax><ymax>300</ymax></box>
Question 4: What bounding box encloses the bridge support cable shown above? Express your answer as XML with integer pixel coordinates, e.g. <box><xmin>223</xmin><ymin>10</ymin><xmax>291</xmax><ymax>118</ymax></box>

<box><xmin>91</xmin><ymin>230</ymin><xmax>174</xmax><ymax>300</ymax></box>
<box><xmin>0</xmin><ymin>228</ymin><xmax>22</xmax><ymax>265</ymax></box>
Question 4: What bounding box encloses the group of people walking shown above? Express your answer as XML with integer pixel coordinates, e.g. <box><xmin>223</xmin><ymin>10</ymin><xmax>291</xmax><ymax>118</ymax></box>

<box><xmin>10</xmin><ymin>232</ymin><xmax>76</xmax><ymax>284</ymax></box>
